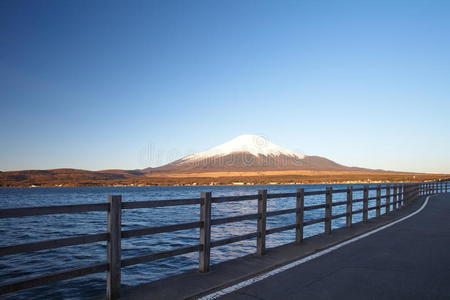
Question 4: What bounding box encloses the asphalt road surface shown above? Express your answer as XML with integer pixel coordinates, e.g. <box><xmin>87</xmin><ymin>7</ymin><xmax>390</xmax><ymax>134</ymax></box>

<box><xmin>219</xmin><ymin>194</ymin><xmax>450</xmax><ymax>300</ymax></box>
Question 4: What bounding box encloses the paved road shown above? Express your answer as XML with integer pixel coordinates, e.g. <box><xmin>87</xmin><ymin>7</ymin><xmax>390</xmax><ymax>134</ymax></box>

<box><xmin>219</xmin><ymin>194</ymin><xmax>450</xmax><ymax>300</ymax></box>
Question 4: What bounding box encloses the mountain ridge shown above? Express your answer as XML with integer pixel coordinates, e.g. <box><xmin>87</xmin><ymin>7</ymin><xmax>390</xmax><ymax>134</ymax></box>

<box><xmin>2</xmin><ymin>135</ymin><xmax>447</xmax><ymax>187</ymax></box>
<box><xmin>145</xmin><ymin>135</ymin><xmax>372</xmax><ymax>173</ymax></box>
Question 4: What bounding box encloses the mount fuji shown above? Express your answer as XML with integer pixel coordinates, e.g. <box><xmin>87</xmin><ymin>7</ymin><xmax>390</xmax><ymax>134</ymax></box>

<box><xmin>4</xmin><ymin>134</ymin><xmax>441</xmax><ymax>187</ymax></box>
<box><xmin>147</xmin><ymin>135</ymin><xmax>366</xmax><ymax>173</ymax></box>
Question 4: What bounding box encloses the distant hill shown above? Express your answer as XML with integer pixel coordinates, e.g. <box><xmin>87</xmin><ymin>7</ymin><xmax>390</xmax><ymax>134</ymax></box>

<box><xmin>0</xmin><ymin>168</ymin><xmax>144</xmax><ymax>187</ymax></box>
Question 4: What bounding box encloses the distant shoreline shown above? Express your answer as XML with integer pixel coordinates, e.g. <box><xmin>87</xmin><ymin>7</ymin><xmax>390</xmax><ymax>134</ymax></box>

<box><xmin>1</xmin><ymin>168</ymin><xmax>448</xmax><ymax>188</ymax></box>
<box><xmin>2</xmin><ymin>174</ymin><xmax>448</xmax><ymax>188</ymax></box>
<box><xmin>0</xmin><ymin>181</ymin><xmax>439</xmax><ymax>189</ymax></box>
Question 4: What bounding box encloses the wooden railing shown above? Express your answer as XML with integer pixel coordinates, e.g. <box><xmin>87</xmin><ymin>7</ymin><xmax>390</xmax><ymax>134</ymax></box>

<box><xmin>0</xmin><ymin>181</ymin><xmax>448</xmax><ymax>299</ymax></box>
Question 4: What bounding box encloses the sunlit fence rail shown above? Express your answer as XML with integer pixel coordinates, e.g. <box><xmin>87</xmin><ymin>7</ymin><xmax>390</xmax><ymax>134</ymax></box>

<box><xmin>0</xmin><ymin>181</ymin><xmax>448</xmax><ymax>299</ymax></box>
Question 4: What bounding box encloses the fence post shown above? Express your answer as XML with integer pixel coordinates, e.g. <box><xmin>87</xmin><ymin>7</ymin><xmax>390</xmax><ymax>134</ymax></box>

<box><xmin>325</xmin><ymin>187</ymin><xmax>332</xmax><ymax>234</ymax></box>
<box><xmin>404</xmin><ymin>184</ymin><xmax>407</xmax><ymax>205</ymax></box>
<box><xmin>199</xmin><ymin>192</ymin><xmax>212</xmax><ymax>272</ymax></box>
<box><xmin>393</xmin><ymin>185</ymin><xmax>398</xmax><ymax>210</ymax></box>
<box><xmin>446</xmin><ymin>181</ymin><xmax>448</xmax><ymax>193</ymax></box>
<box><xmin>346</xmin><ymin>186</ymin><xmax>353</xmax><ymax>228</ymax></box>
<box><xmin>405</xmin><ymin>184</ymin><xmax>410</xmax><ymax>206</ymax></box>
<box><xmin>257</xmin><ymin>190</ymin><xmax>267</xmax><ymax>255</ymax></box>
<box><xmin>295</xmin><ymin>188</ymin><xmax>304</xmax><ymax>243</ymax></box>
<box><xmin>363</xmin><ymin>185</ymin><xmax>369</xmax><ymax>222</ymax></box>
<box><xmin>107</xmin><ymin>195</ymin><xmax>122</xmax><ymax>300</ymax></box>
<box><xmin>401</xmin><ymin>184</ymin><xmax>404</xmax><ymax>205</ymax></box>
<box><xmin>376</xmin><ymin>185</ymin><xmax>381</xmax><ymax>217</ymax></box>
<box><xmin>386</xmin><ymin>185</ymin><xmax>390</xmax><ymax>214</ymax></box>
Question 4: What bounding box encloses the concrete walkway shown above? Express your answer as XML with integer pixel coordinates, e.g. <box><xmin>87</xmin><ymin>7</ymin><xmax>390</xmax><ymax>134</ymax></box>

<box><xmin>218</xmin><ymin>193</ymin><xmax>450</xmax><ymax>300</ymax></box>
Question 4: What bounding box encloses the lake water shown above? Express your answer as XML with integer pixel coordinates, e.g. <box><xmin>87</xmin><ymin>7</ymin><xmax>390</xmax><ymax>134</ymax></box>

<box><xmin>0</xmin><ymin>184</ymin><xmax>390</xmax><ymax>299</ymax></box>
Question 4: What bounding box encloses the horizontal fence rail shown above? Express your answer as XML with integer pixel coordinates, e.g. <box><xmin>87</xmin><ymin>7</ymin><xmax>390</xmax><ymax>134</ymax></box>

<box><xmin>0</xmin><ymin>180</ymin><xmax>448</xmax><ymax>299</ymax></box>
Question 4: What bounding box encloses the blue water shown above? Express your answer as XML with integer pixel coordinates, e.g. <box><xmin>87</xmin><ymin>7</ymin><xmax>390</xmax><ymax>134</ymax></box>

<box><xmin>0</xmin><ymin>184</ymin><xmax>390</xmax><ymax>299</ymax></box>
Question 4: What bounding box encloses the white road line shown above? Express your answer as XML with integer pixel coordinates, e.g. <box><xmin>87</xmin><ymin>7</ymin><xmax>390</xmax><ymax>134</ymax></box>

<box><xmin>198</xmin><ymin>196</ymin><xmax>432</xmax><ymax>300</ymax></box>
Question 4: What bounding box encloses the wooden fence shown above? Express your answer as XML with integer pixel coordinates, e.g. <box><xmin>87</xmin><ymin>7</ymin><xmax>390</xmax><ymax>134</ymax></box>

<box><xmin>0</xmin><ymin>181</ymin><xmax>448</xmax><ymax>299</ymax></box>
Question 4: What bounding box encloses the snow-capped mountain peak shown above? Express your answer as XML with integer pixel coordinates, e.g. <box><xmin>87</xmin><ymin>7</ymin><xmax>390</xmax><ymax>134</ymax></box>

<box><xmin>146</xmin><ymin>134</ymin><xmax>357</xmax><ymax>172</ymax></box>
<box><xmin>181</xmin><ymin>134</ymin><xmax>305</xmax><ymax>161</ymax></box>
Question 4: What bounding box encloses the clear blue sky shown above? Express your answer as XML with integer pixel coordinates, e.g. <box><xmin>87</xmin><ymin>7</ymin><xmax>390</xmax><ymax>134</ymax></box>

<box><xmin>1</xmin><ymin>0</ymin><xmax>449</xmax><ymax>173</ymax></box>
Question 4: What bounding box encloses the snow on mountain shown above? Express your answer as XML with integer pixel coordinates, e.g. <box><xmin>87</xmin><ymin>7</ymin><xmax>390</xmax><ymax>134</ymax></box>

<box><xmin>146</xmin><ymin>134</ymin><xmax>363</xmax><ymax>173</ymax></box>
<box><xmin>181</xmin><ymin>134</ymin><xmax>305</xmax><ymax>162</ymax></box>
